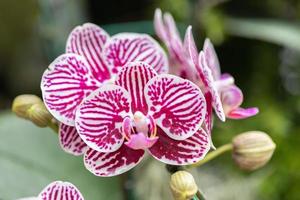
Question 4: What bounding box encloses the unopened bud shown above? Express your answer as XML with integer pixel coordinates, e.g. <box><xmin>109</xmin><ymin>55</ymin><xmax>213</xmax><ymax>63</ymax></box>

<box><xmin>27</xmin><ymin>103</ymin><xmax>52</xmax><ymax>127</ymax></box>
<box><xmin>12</xmin><ymin>94</ymin><xmax>43</xmax><ymax>119</ymax></box>
<box><xmin>170</xmin><ymin>171</ymin><xmax>198</xmax><ymax>200</ymax></box>
<box><xmin>232</xmin><ymin>131</ymin><xmax>276</xmax><ymax>171</ymax></box>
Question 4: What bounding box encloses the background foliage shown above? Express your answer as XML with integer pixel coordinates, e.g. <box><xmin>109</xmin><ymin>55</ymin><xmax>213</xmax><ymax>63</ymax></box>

<box><xmin>0</xmin><ymin>0</ymin><xmax>299</xmax><ymax>199</ymax></box>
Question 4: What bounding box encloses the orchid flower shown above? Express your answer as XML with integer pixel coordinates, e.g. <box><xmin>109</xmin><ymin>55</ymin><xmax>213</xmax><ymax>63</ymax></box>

<box><xmin>41</xmin><ymin>23</ymin><xmax>168</xmax><ymax>127</ymax></box>
<box><xmin>154</xmin><ymin>9</ymin><xmax>259</xmax><ymax>124</ymax></box>
<box><xmin>74</xmin><ymin>62</ymin><xmax>210</xmax><ymax>177</ymax></box>
<box><xmin>17</xmin><ymin>181</ymin><xmax>84</xmax><ymax>200</ymax></box>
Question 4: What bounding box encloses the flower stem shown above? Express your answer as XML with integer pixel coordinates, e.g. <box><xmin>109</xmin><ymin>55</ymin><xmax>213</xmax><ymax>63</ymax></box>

<box><xmin>48</xmin><ymin>119</ymin><xmax>59</xmax><ymax>133</ymax></box>
<box><xmin>188</xmin><ymin>143</ymin><xmax>233</xmax><ymax>168</ymax></box>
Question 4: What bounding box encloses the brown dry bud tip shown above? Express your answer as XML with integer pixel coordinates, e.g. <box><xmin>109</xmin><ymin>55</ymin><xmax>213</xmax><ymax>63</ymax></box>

<box><xmin>12</xmin><ymin>94</ymin><xmax>43</xmax><ymax>119</ymax></box>
<box><xmin>232</xmin><ymin>131</ymin><xmax>276</xmax><ymax>171</ymax></box>
<box><xmin>27</xmin><ymin>103</ymin><xmax>52</xmax><ymax>127</ymax></box>
<box><xmin>170</xmin><ymin>171</ymin><xmax>198</xmax><ymax>200</ymax></box>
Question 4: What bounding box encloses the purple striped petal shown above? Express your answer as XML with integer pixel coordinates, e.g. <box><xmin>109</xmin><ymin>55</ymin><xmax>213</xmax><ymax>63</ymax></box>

<box><xmin>149</xmin><ymin>127</ymin><xmax>210</xmax><ymax>165</ymax></box>
<box><xmin>145</xmin><ymin>74</ymin><xmax>206</xmax><ymax>140</ymax></box>
<box><xmin>84</xmin><ymin>146</ymin><xmax>144</xmax><ymax>177</ymax></box>
<box><xmin>115</xmin><ymin>62</ymin><xmax>157</xmax><ymax>114</ymax></box>
<box><xmin>75</xmin><ymin>84</ymin><xmax>131</xmax><ymax>152</ymax></box>
<box><xmin>199</xmin><ymin>52</ymin><xmax>226</xmax><ymax>121</ymax></box>
<box><xmin>59</xmin><ymin>123</ymin><xmax>88</xmax><ymax>156</ymax></box>
<box><xmin>204</xmin><ymin>92</ymin><xmax>213</xmax><ymax>134</ymax></box>
<box><xmin>203</xmin><ymin>38</ymin><xmax>221</xmax><ymax>80</ymax></box>
<box><xmin>104</xmin><ymin>33</ymin><xmax>168</xmax><ymax>74</ymax></box>
<box><xmin>221</xmin><ymin>85</ymin><xmax>243</xmax><ymax>114</ymax></box>
<box><xmin>227</xmin><ymin>107</ymin><xmax>259</xmax><ymax>119</ymax></box>
<box><xmin>66</xmin><ymin>23</ymin><xmax>111</xmax><ymax>81</ymax></box>
<box><xmin>183</xmin><ymin>26</ymin><xmax>199</xmax><ymax>67</ymax></box>
<box><xmin>41</xmin><ymin>54</ymin><xmax>101</xmax><ymax>126</ymax></box>
<box><xmin>38</xmin><ymin>181</ymin><xmax>84</xmax><ymax>200</ymax></box>
<box><xmin>154</xmin><ymin>9</ymin><xmax>168</xmax><ymax>44</ymax></box>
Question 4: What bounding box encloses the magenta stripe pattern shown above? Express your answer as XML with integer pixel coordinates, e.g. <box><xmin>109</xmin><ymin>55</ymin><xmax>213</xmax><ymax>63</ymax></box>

<box><xmin>59</xmin><ymin>123</ymin><xmax>87</xmax><ymax>156</ymax></box>
<box><xmin>149</xmin><ymin>127</ymin><xmax>209</xmax><ymax>165</ymax></box>
<box><xmin>66</xmin><ymin>23</ymin><xmax>111</xmax><ymax>81</ymax></box>
<box><xmin>203</xmin><ymin>38</ymin><xmax>221</xmax><ymax>80</ymax></box>
<box><xmin>38</xmin><ymin>181</ymin><xmax>84</xmax><ymax>200</ymax></box>
<box><xmin>115</xmin><ymin>62</ymin><xmax>157</xmax><ymax>114</ymax></box>
<box><xmin>41</xmin><ymin>54</ymin><xmax>102</xmax><ymax>126</ymax></box>
<box><xmin>145</xmin><ymin>74</ymin><xmax>206</xmax><ymax>140</ymax></box>
<box><xmin>84</xmin><ymin>145</ymin><xmax>144</xmax><ymax>177</ymax></box>
<box><xmin>104</xmin><ymin>33</ymin><xmax>168</xmax><ymax>74</ymax></box>
<box><xmin>75</xmin><ymin>84</ymin><xmax>131</xmax><ymax>152</ymax></box>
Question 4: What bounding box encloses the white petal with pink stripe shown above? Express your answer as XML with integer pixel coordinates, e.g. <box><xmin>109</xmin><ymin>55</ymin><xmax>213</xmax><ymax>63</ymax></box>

<box><xmin>38</xmin><ymin>181</ymin><xmax>84</xmax><ymax>200</ymax></box>
<box><xmin>149</xmin><ymin>127</ymin><xmax>210</xmax><ymax>165</ymax></box>
<box><xmin>41</xmin><ymin>54</ymin><xmax>102</xmax><ymax>126</ymax></box>
<box><xmin>75</xmin><ymin>84</ymin><xmax>131</xmax><ymax>152</ymax></box>
<box><xmin>59</xmin><ymin>123</ymin><xmax>88</xmax><ymax>156</ymax></box>
<box><xmin>145</xmin><ymin>74</ymin><xmax>206</xmax><ymax>140</ymax></box>
<box><xmin>84</xmin><ymin>145</ymin><xmax>144</xmax><ymax>177</ymax></box>
<box><xmin>66</xmin><ymin>23</ymin><xmax>111</xmax><ymax>81</ymax></box>
<box><xmin>104</xmin><ymin>33</ymin><xmax>168</xmax><ymax>75</ymax></box>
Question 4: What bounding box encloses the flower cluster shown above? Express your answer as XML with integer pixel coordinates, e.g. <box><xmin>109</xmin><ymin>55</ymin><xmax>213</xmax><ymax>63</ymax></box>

<box><xmin>40</xmin><ymin>9</ymin><xmax>258</xmax><ymax>177</ymax></box>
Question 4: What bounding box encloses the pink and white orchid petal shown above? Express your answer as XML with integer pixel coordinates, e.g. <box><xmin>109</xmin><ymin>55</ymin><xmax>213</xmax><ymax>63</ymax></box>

<box><xmin>125</xmin><ymin>132</ymin><xmax>158</xmax><ymax>150</ymax></box>
<box><xmin>66</xmin><ymin>23</ymin><xmax>111</xmax><ymax>81</ymax></box>
<box><xmin>227</xmin><ymin>107</ymin><xmax>259</xmax><ymax>119</ymax></box>
<box><xmin>75</xmin><ymin>84</ymin><xmax>131</xmax><ymax>152</ymax></box>
<box><xmin>199</xmin><ymin>52</ymin><xmax>226</xmax><ymax>121</ymax></box>
<box><xmin>221</xmin><ymin>85</ymin><xmax>243</xmax><ymax>114</ymax></box>
<box><xmin>38</xmin><ymin>181</ymin><xmax>84</xmax><ymax>200</ymax></box>
<box><xmin>104</xmin><ymin>33</ymin><xmax>168</xmax><ymax>75</ymax></box>
<box><xmin>115</xmin><ymin>62</ymin><xmax>157</xmax><ymax>114</ymax></box>
<box><xmin>84</xmin><ymin>146</ymin><xmax>144</xmax><ymax>177</ymax></box>
<box><xmin>203</xmin><ymin>38</ymin><xmax>221</xmax><ymax>79</ymax></box>
<box><xmin>59</xmin><ymin>123</ymin><xmax>88</xmax><ymax>156</ymax></box>
<box><xmin>183</xmin><ymin>26</ymin><xmax>199</xmax><ymax>67</ymax></box>
<box><xmin>145</xmin><ymin>74</ymin><xmax>206</xmax><ymax>140</ymax></box>
<box><xmin>149</xmin><ymin>127</ymin><xmax>210</xmax><ymax>165</ymax></box>
<box><xmin>154</xmin><ymin>9</ymin><xmax>168</xmax><ymax>43</ymax></box>
<box><xmin>204</xmin><ymin>92</ymin><xmax>213</xmax><ymax>134</ymax></box>
<box><xmin>41</xmin><ymin>54</ymin><xmax>102</xmax><ymax>126</ymax></box>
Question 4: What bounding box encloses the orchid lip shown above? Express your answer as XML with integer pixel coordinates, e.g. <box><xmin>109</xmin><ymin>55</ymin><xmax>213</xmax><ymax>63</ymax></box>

<box><xmin>122</xmin><ymin>113</ymin><xmax>158</xmax><ymax>150</ymax></box>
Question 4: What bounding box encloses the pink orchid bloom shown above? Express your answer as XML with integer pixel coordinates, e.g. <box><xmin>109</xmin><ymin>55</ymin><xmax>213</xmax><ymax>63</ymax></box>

<box><xmin>73</xmin><ymin>62</ymin><xmax>210</xmax><ymax>177</ymax></box>
<box><xmin>154</xmin><ymin>9</ymin><xmax>258</xmax><ymax>123</ymax></box>
<box><xmin>41</xmin><ymin>23</ymin><xmax>168</xmax><ymax>126</ymax></box>
<box><xmin>17</xmin><ymin>181</ymin><xmax>84</xmax><ymax>200</ymax></box>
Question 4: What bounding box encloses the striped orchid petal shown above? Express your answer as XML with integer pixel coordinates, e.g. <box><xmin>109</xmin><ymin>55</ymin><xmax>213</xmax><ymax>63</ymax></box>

<box><xmin>41</xmin><ymin>54</ymin><xmax>102</xmax><ymax>126</ymax></box>
<box><xmin>204</xmin><ymin>92</ymin><xmax>213</xmax><ymax>134</ymax></box>
<box><xmin>184</xmin><ymin>27</ymin><xmax>225</xmax><ymax>122</ymax></box>
<box><xmin>203</xmin><ymin>38</ymin><xmax>221</xmax><ymax>80</ymax></box>
<box><xmin>38</xmin><ymin>181</ymin><xmax>84</xmax><ymax>200</ymax></box>
<box><xmin>84</xmin><ymin>145</ymin><xmax>144</xmax><ymax>177</ymax></box>
<box><xmin>59</xmin><ymin>123</ymin><xmax>88</xmax><ymax>156</ymax></box>
<box><xmin>115</xmin><ymin>62</ymin><xmax>157</xmax><ymax>114</ymax></box>
<box><xmin>104</xmin><ymin>33</ymin><xmax>168</xmax><ymax>75</ymax></box>
<box><xmin>66</xmin><ymin>23</ymin><xmax>111</xmax><ymax>81</ymax></box>
<box><xmin>149</xmin><ymin>127</ymin><xmax>210</xmax><ymax>165</ymax></box>
<box><xmin>145</xmin><ymin>74</ymin><xmax>206</xmax><ymax>140</ymax></box>
<box><xmin>76</xmin><ymin>84</ymin><xmax>131</xmax><ymax>152</ymax></box>
<box><xmin>199</xmin><ymin>52</ymin><xmax>225</xmax><ymax>121</ymax></box>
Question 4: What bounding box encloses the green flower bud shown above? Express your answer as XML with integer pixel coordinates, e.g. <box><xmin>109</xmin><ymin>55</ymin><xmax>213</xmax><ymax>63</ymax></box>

<box><xmin>27</xmin><ymin>103</ymin><xmax>53</xmax><ymax>127</ymax></box>
<box><xmin>170</xmin><ymin>171</ymin><xmax>198</xmax><ymax>200</ymax></box>
<box><xmin>12</xmin><ymin>94</ymin><xmax>43</xmax><ymax>119</ymax></box>
<box><xmin>232</xmin><ymin>131</ymin><xmax>276</xmax><ymax>171</ymax></box>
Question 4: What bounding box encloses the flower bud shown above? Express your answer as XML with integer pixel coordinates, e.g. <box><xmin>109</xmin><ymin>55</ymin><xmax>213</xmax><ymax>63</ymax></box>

<box><xmin>27</xmin><ymin>103</ymin><xmax>52</xmax><ymax>127</ymax></box>
<box><xmin>12</xmin><ymin>94</ymin><xmax>43</xmax><ymax>119</ymax></box>
<box><xmin>232</xmin><ymin>131</ymin><xmax>276</xmax><ymax>171</ymax></box>
<box><xmin>170</xmin><ymin>171</ymin><xmax>198</xmax><ymax>200</ymax></box>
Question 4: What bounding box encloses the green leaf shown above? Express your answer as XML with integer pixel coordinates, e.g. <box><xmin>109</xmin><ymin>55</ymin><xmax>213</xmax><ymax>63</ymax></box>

<box><xmin>225</xmin><ymin>18</ymin><xmax>300</xmax><ymax>52</ymax></box>
<box><xmin>0</xmin><ymin>112</ymin><xmax>121</xmax><ymax>199</ymax></box>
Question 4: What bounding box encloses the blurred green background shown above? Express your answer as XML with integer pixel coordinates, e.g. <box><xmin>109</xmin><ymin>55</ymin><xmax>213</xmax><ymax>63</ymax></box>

<box><xmin>0</xmin><ymin>0</ymin><xmax>299</xmax><ymax>199</ymax></box>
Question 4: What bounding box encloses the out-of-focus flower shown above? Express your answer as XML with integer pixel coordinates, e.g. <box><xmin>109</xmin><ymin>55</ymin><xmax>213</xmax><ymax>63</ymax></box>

<box><xmin>12</xmin><ymin>94</ymin><xmax>43</xmax><ymax>119</ymax></box>
<box><xmin>232</xmin><ymin>131</ymin><xmax>276</xmax><ymax>171</ymax></box>
<box><xmin>154</xmin><ymin>9</ymin><xmax>258</xmax><ymax>125</ymax></box>
<box><xmin>17</xmin><ymin>181</ymin><xmax>84</xmax><ymax>200</ymax></box>
<box><xmin>75</xmin><ymin>62</ymin><xmax>210</xmax><ymax>176</ymax></box>
<box><xmin>170</xmin><ymin>170</ymin><xmax>198</xmax><ymax>200</ymax></box>
<box><xmin>41</xmin><ymin>23</ymin><xmax>168</xmax><ymax>127</ymax></box>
